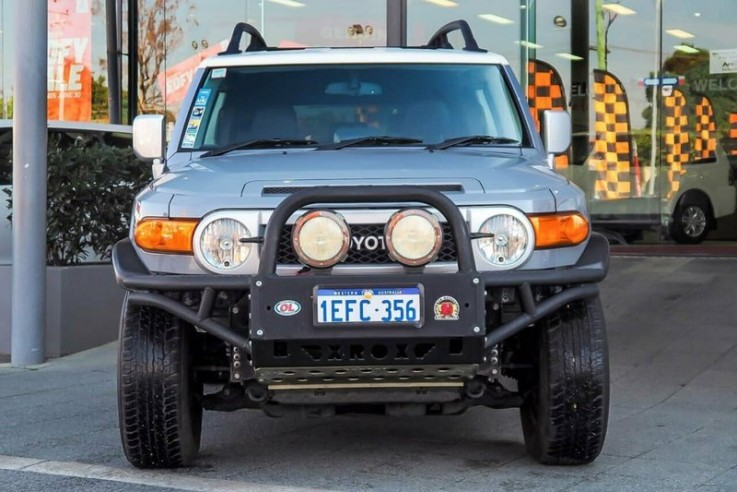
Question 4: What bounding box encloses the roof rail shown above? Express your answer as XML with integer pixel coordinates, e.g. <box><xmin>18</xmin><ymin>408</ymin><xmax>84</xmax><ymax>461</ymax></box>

<box><xmin>424</xmin><ymin>20</ymin><xmax>486</xmax><ymax>52</ymax></box>
<box><xmin>219</xmin><ymin>22</ymin><xmax>268</xmax><ymax>55</ymax></box>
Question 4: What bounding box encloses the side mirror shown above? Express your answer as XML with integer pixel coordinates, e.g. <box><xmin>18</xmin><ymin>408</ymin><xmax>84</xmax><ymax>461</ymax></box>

<box><xmin>132</xmin><ymin>115</ymin><xmax>165</xmax><ymax>161</ymax></box>
<box><xmin>542</xmin><ymin>109</ymin><xmax>571</xmax><ymax>156</ymax></box>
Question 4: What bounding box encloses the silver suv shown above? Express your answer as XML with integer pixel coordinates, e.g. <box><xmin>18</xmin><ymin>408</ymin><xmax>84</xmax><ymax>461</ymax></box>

<box><xmin>114</xmin><ymin>21</ymin><xmax>610</xmax><ymax>469</ymax></box>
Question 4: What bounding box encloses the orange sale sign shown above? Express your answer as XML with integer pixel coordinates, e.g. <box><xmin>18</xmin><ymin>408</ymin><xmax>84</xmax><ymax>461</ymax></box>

<box><xmin>47</xmin><ymin>0</ymin><xmax>92</xmax><ymax>121</ymax></box>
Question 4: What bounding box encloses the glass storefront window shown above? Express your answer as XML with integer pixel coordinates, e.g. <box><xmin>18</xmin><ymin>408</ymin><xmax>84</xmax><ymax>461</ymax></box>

<box><xmin>152</xmin><ymin>0</ymin><xmax>387</xmax><ymax>119</ymax></box>
<box><xmin>0</xmin><ymin>1</ymin><xmax>112</xmax><ymax>122</ymax></box>
<box><xmin>408</xmin><ymin>0</ymin><xmax>525</xmax><ymax>78</ymax></box>
<box><xmin>525</xmin><ymin>1</ymin><xmax>737</xmax><ymax>243</ymax></box>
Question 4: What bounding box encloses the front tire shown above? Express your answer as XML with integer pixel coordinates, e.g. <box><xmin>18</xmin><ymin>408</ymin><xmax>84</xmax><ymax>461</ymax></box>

<box><xmin>519</xmin><ymin>296</ymin><xmax>609</xmax><ymax>465</ymax></box>
<box><xmin>118</xmin><ymin>295</ymin><xmax>203</xmax><ymax>468</ymax></box>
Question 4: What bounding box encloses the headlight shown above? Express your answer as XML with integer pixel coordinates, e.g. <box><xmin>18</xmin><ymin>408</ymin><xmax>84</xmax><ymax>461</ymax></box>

<box><xmin>292</xmin><ymin>210</ymin><xmax>350</xmax><ymax>268</ymax></box>
<box><xmin>198</xmin><ymin>218</ymin><xmax>252</xmax><ymax>271</ymax></box>
<box><xmin>477</xmin><ymin>209</ymin><xmax>534</xmax><ymax>269</ymax></box>
<box><xmin>385</xmin><ymin>209</ymin><xmax>443</xmax><ymax>266</ymax></box>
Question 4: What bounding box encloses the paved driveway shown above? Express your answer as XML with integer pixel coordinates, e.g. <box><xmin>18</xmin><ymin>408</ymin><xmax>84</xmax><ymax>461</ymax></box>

<box><xmin>1</xmin><ymin>256</ymin><xmax>736</xmax><ymax>491</ymax></box>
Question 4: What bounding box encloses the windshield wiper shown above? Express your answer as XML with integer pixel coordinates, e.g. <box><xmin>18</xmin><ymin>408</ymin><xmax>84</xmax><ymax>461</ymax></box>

<box><xmin>320</xmin><ymin>136</ymin><xmax>423</xmax><ymax>150</ymax></box>
<box><xmin>428</xmin><ymin>135</ymin><xmax>519</xmax><ymax>151</ymax></box>
<box><xmin>201</xmin><ymin>138</ymin><xmax>318</xmax><ymax>157</ymax></box>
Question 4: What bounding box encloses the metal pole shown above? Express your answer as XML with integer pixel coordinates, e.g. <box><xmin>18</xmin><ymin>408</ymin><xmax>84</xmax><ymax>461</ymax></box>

<box><xmin>519</xmin><ymin>0</ymin><xmax>536</xmax><ymax>89</ymax></box>
<box><xmin>128</xmin><ymin>0</ymin><xmax>138</xmax><ymax>120</ymax></box>
<box><xmin>11</xmin><ymin>0</ymin><xmax>47</xmax><ymax>366</ymax></box>
<box><xmin>386</xmin><ymin>0</ymin><xmax>406</xmax><ymax>47</ymax></box>
<box><xmin>106</xmin><ymin>0</ymin><xmax>121</xmax><ymax>123</ymax></box>
<box><xmin>570</xmin><ymin>0</ymin><xmax>590</xmax><ymax>137</ymax></box>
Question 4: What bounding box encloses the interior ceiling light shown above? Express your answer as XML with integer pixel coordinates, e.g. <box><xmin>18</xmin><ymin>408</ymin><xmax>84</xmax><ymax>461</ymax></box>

<box><xmin>674</xmin><ymin>44</ymin><xmax>700</xmax><ymax>54</ymax></box>
<box><xmin>516</xmin><ymin>40</ymin><xmax>544</xmax><ymax>49</ymax></box>
<box><xmin>268</xmin><ymin>0</ymin><xmax>306</xmax><ymax>7</ymax></box>
<box><xmin>601</xmin><ymin>3</ymin><xmax>637</xmax><ymax>15</ymax></box>
<box><xmin>478</xmin><ymin>14</ymin><xmax>515</xmax><ymax>25</ymax></box>
<box><xmin>556</xmin><ymin>53</ymin><xmax>584</xmax><ymax>61</ymax></box>
<box><xmin>424</xmin><ymin>0</ymin><xmax>458</xmax><ymax>7</ymax></box>
<box><xmin>666</xmin><ymin>29</ymin><xmax>695</xmax><ymax>39</ymax></box>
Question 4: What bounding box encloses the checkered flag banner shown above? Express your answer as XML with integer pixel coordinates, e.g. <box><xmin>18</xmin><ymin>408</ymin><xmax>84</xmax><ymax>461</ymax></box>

<box><xmin>590</xmin><ymin>70</ymin><xmax>633</xmax><ymax>200</ymax></box>
<box><xmin>693</xmin><ymin>94</ymin><xmax>717</xmax><ymax>160</ymax></box>
<box><xmin>527</xmin><ymin>59</ymin><xmax>570</xmax><ymax>170</ymax></box>
<box><xmin>729</xmin><ymin>113</ymin><xmax>737</xmax><ymax>156</ymax></box>
<box><xmin>663</xmin><ymin>89</ymin><xmax>689</xmax><ymax>198</ymax></box>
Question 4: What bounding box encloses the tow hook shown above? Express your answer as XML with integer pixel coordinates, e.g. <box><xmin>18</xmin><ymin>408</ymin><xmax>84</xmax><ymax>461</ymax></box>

<box><xmin>464</xmin><ymin>379</ymin><xmax>486</xmax><ymax>399</ymax></box>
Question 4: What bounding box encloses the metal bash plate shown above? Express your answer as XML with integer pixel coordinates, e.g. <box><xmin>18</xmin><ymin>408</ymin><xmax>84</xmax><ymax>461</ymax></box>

<box><xmin>256</xmin><ymin>364</ymin><xmax>478</xmax><ymax>389</ymax></box>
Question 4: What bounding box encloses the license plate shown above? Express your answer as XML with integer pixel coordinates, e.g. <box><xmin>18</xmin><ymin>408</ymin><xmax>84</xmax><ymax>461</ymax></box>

<box><xmin>315</xmin><ymin>287</ymin><xmax>422</xmax><ymax>324</ymax></box>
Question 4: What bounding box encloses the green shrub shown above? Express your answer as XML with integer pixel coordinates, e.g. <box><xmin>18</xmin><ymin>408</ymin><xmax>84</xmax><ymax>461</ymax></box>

<box><xmin>4</xmin><ymin>140</ymin><xmax>150</xmax><ymax>265</ymax></box>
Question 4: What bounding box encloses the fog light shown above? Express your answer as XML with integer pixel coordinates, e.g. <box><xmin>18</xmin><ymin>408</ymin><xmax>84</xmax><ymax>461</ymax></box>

<box><xmin>385</xmin><ymin>209</ymin><xmax>442</xmax><ymax>266</ymax></box>
<box><xmin>292</xmin><ymin>210</ymin><xmax>350</xmax><ymax>268</ymax></box>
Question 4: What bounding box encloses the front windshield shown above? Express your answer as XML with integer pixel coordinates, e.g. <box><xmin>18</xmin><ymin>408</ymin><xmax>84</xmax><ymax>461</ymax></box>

<box><xmin>180</xmin><ymin>63</ymin><xmax>525</xmax><ymax>151</ymax></box>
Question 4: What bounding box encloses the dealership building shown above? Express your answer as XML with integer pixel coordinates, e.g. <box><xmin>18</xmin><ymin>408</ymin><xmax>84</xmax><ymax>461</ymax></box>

<box><xmin>1</xmin><ymin>0</ymin><xmax>736</xmax><ymax>242</ymax></box>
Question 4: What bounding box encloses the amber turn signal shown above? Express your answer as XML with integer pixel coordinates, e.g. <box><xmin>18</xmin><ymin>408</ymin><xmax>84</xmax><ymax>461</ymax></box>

<box><xmin>529</xmin><ymin>212</ymin><xmax>589</xmax><ymax>249</ymax></box>
<box><xmin>134</xmin><ymin>218</ymin><xmax>198</xmax><ymax>254</ymax></box>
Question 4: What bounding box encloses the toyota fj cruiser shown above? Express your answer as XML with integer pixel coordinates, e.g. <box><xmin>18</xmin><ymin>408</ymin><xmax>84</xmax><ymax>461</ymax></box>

<box><xmin>114</xmin><ymin>21</ymin><xmax>610</xmax><ymax>469</ymax></box>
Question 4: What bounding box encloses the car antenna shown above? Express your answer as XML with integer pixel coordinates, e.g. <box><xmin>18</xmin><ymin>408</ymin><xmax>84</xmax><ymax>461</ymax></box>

<box><xmin>424</xmin><ymin>20</ymin><xmax>486</xmax><ymax>53</ymax></box>
<box><xmin>219</xmin><ymin>22</ymin><xmax>269</xmax><ymax>55</ymax></box>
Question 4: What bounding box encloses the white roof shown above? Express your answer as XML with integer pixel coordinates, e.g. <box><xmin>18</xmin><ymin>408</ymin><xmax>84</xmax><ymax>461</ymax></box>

<box><xmin>199</xmin><ymin>47</ymin><xmax>509</xmax><ymax>69</ymax></box>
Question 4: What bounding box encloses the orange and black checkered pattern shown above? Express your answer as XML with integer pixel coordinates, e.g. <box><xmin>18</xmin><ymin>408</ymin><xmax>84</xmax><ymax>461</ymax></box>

<box><xmin>663</xmin><ymin>90</ymin><xmax>689</xmax><ymax>198</ymax></box>
<box><xmin>527</xmin><ymin>59</ymin><xmax>569</xmax><ymax>170</ymax></box>
<box><xmin>693</xmin><ymin>95</ymin><xmax>717</xmax><ymax>160</ymax></box>
<box><xmin>589</xmin><ymin>70</ymin><xmax>632</xmax><ymax>199</ymax></box>
<box><xmin>729</xmin><ymin>113</ymin><xmax>737</xmax><ymax>156</ymax></box>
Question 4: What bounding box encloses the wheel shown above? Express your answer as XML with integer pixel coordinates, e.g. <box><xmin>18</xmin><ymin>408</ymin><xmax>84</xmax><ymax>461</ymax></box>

<box><xmin>118</xmin><ymin>295</ymin><xmax>203</xmax><ymax>468</ymax></box>
<box><xmin>519</xmin><ymin>296</ymin><xmax>609</xmax><ymax>465</ymax></box>
<box><xmin>670</xmin><ymin>199</ymin><xmax>710</xmax><ymax>244</ymax></box>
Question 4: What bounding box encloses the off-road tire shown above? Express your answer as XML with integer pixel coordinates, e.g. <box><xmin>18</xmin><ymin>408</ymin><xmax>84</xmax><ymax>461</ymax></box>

<box><xmin>118</xmin><ymin>295</ymin><xmax>203</xmax><ymax>468</ymax></box>
<box><xmin>670</xmin><ymin>198</ymin><xmax>711</xmax><ymax>244</ymax></box>
<box><xmin>519</xmin><ymin>296</ymin><xmax>609</xmax><ymax>465</ymax></box>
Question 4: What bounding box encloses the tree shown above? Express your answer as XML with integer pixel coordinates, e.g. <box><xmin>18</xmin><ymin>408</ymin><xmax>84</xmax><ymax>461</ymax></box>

<box><xmin>0</xmin><ymin>96</ymin><xmax>13</xmax><ymax>119</ymax></box>
<box><xmin>137</xmin><ymin>0</ymin><xmax>194</xmax><ymax>114</ymax></box>
<box><xmin>91</xmin><ymin>74</ymin><xmax>109</xmax><ymax>121</ymax></box>
<box><xmin>595</xmin><ymin>0</ymin><xmax>620</xmax><ymax>70</ymax></box>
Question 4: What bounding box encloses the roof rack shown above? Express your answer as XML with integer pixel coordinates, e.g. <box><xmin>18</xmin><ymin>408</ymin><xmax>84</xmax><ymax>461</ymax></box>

<box><xmin>219</xmin><ymin>22</ymin><xmax>268</xmax><ymax>55</ymax></box>
<box><xmin>424</xmin><ymin>20</ymin><xmax>486</xmax><ymax>52</ymax></box>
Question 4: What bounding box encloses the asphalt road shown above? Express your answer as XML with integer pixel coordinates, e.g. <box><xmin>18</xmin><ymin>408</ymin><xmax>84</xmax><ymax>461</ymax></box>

<box><xmin>1</xmin><ymin>255</ymin><xmax>737</xmax><ymax>491</ymax></box>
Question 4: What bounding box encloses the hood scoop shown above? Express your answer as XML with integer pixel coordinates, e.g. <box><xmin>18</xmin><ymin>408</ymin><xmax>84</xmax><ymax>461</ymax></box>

<box><xmin>261</xmin><ymin>184</ymin><xmax>464</xmax><ymax>196</ymax></box>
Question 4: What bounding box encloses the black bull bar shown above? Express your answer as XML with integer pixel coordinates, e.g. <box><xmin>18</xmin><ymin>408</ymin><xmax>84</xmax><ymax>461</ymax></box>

<box><xmin>113</xmin><ymin>186</ymin><xmax>609</xmax><ymax>355</ymax></box>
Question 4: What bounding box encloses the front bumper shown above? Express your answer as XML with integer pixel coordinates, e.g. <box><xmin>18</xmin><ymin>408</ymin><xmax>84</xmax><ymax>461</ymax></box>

<box><xmin>113</xmin><ymin>186</ymin><xmax>609</xmax><ymax>382</ymax></box>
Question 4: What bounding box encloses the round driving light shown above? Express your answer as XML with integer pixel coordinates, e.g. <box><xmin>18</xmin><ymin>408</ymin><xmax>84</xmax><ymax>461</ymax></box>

<box><xmin>292</xmin><ymin>211</ymin><xmax>350</xmax><ymax>268</ymax></box>
<box><xmin>477</xmin><ymin>211</ymin><xmax>533</xmax><ymax>268</ymax></box>
<box><xmin>199</xmin><ymin>218</ymin><xmax>252</xmax><ymax>271</ymax></box>
<box><xmin>385</xmin><ymin>209</ymin><xmax>443</xmax><ymax>266</ymax></box>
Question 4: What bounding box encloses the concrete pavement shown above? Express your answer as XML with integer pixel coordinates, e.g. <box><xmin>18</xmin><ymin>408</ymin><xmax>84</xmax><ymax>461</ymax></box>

<box><xmin>1</xmin><ymin>256</ymin><xmax>737</xmax><ymax>491</ymax></box>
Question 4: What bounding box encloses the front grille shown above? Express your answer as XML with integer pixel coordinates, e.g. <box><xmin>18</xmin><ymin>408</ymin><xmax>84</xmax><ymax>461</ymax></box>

<box><xmin>277</xmin><ymin>223</ymin><xmax>458</xmax><ymax>265</ymax></box>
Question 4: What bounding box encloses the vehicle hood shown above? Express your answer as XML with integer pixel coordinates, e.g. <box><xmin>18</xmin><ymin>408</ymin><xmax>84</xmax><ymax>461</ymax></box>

<box><xmin>159</xmin><ymin>148</ymin><xmax>575</xmax><ymax>215</ymax></box>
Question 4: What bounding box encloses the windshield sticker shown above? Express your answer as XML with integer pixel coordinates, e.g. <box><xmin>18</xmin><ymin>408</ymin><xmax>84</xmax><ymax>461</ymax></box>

<box><xmin>181</xmin><ymin>132</ymin><xmax>196</xmax><ymax>148</ymax></box>
<box><xmin>194</xmin><ymin>88</ymin><xmax>211</xmax><ymax>107</ymax></box>
<box><xmin>182</xmin><ymin>105</ymin><xmax>205</xmax><ymax>149</ymax></box>
<box><xmin>211</xmin><ymin>68</ymin><xmax>227</xmax><ymax>79</ymax></box>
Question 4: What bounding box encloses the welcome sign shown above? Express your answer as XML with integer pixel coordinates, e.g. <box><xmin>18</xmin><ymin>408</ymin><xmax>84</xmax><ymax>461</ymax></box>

<box><xmin>710</xmin><ymin>49</ymin><xmax>737</xmax><ymax>75</ymax></box>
